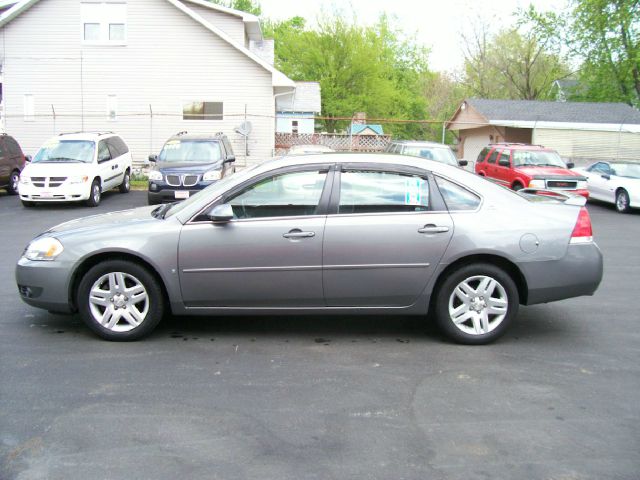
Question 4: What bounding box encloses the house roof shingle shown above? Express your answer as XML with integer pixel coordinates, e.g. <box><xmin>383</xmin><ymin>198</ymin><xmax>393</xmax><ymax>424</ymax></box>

<box><xmin>467</xmin><ymin>99</ymin><xmax>640</xmax><ymax>125</ymax></box>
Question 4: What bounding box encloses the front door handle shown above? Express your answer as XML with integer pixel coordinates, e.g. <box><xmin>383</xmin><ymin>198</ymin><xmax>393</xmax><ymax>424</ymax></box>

<box><xmin>418</xmin><ymin>224</ymin><xmax>450</xmax><ymax>234</ymax></box>
<box><xmin>283</xmin><ymin>229</ymin><xmax>315</xmax><ymax>239</ymax></box>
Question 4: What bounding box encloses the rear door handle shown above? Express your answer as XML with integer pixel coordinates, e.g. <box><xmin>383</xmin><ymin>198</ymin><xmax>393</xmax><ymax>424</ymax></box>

<box><xmin>283</xmin><ymin>229</ymin><xmax>315</xmax><ymax>239</ymax></box>
<box><xmin>418</xmin><ymin>224</ymin><xmax>450</xmax><ymax>234</ymax></box>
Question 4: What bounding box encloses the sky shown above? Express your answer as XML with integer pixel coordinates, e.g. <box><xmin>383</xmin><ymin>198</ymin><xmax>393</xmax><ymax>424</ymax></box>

<box><xmin>258</xmin><ymin>0</ymin><xmax>566</xmax><ymax>72</ymax></box>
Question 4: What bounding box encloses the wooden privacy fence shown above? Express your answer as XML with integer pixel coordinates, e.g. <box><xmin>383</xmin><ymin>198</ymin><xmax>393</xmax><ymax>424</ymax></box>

<box><xmin>275</xmin><ymin>132</ymin><xmax>392</xmax><ymax>155</ymax></box>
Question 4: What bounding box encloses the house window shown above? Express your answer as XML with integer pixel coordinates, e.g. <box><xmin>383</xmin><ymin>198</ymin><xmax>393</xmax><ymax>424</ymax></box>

<box><xmin>81</xmin><ymin>2</ymin><xmax>127</xmax><ymax>44</ymax></box>
<box><xmin>106</xmin><ymin>95</ymin><xmax>117</xmax><ymax>120</ymax></box>
<box><xmin>183</xmin><ymin>102</ymin><xmax>223</xmax><ymax>121</ymax></box>
<box><xmin>291</xmin><ymin>120</ymin><xmax>299</xmax><ymax>134</ymax></box>
<box><xmin>23</xmin><ymin>94</ymin><xmax>34</xmax><ymax>121</ymax></box>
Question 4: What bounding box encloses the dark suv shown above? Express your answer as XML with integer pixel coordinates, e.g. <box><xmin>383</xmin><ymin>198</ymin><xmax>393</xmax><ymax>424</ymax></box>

<box><xmin>0</xmin><ymin>133</ymin><xmax>27</xmax><ymax>195</ymax></box>
<box><xmin>147</xmin><ymin>132</ymin><xmax>236</xmax><ymax>204</ymax></box>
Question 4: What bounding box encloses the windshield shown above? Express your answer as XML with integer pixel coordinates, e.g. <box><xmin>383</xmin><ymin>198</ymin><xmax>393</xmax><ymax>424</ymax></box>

<box><xmin>32</xmin><ymin>140</ymin><xmax>95</xmax><ymax>163</ymax></box>
<box><xmin>402</xmin><ymin>146</ymin><xmax>458</xmax><ymax>166</ymax></box>
<box><xmin>158</xmin><ymin>140</ymin><xmax>222</xmax><ymax>163</ymax></box>
<box><xmin>611</xmin><ymin>163</ymin><xmax>640</xmax><ymax>179</ymax></box>
<box><xmin>513</xmin><ymin>150</ymin><xmax>566</xmax><ymax>168</ymax></box>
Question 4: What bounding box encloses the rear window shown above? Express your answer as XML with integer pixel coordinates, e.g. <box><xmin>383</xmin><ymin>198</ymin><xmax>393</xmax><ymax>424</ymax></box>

<box><xmin>3</xmin><ymin>136</ymin><xmax>22</xmax><ymax>155</ymax></box>
<box><xmin>476</xmin><ymin>147</ymin><xmax>490</xmax><ymax>163</ymax></box>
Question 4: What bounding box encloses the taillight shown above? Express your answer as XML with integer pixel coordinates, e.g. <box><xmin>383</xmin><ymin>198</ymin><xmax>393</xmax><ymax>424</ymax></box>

<box><xmin>570</xmin><ymin>207</ymin><xmax>593</xmax><ymax>244</ymax></box>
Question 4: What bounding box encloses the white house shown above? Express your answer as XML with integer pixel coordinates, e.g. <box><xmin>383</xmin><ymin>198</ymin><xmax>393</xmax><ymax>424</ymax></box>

<box><xmin>276</xmin><ymin>81</ymin><xmax>321</xmax><ymax>134</ymax></box>
<box><xmin>0</xmin><ymin>0</ymin><xmax>296</xmax><ymax>166</ymax></box>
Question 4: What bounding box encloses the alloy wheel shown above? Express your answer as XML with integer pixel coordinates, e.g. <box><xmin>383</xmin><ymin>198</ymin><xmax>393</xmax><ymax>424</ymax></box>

<box><xmin>88</xmin><ymin>272</ymin><xmax>149</xmax><ymax>332</ymax></box>
<box><xmin>448</xmin><ymin>275</ymin><xmax>508</xmax><ymax>335</ymax></box>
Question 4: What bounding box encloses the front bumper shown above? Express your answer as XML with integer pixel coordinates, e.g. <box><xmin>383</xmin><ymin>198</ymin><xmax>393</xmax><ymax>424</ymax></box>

<box><xmin>521</xmin><ymin>242</ymin><xmax>603</xmax><ymax>305</ymax></box>
<box><xmin>15</xmin><ymin>257</ymin><xmax>75</xmax><ymax>313</ymax></box>
<box><xmin>19</xmin><ymin>182</ymin><xmax>91</xmax><ymax>202</ymax></box>
<box><xmin>147</xmin><ymin>181</ymin><xmax>214</xmax><ymax>204</ymax></box>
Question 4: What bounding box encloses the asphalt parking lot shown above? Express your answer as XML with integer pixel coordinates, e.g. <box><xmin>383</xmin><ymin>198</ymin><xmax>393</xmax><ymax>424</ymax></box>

<box><xmin>1</xmin><ymin>190</ymin><xmax>639</xmax><ymax>480</ymax></box>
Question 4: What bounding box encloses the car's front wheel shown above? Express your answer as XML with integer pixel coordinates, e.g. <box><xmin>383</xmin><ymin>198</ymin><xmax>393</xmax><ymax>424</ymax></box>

<box><xmin>76</xmin><ymin>260</ymin><xmax>164</xmax><ymax>341</ymax></box>
<box><xmin>434</xmin><ymin>263</ymin><xmax>519</xmax><ymax>345</ymax></box>
<box><xmin>86</xmin><ymin>179</ymin><xmax>101</xmax><ymax>207</ymax></box>
<box><xmin>616</xmin><ymin>189</ymin><xmax>631</xmax><ymax>213</ymax></box>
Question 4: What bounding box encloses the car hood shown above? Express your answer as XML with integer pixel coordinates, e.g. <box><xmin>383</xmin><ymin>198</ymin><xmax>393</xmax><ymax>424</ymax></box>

<box><xmin>154</xmin><ymin>162</ymin><xmax>220</xmax><ymax>173</ymax></box>
<box><xmin>23</xmin><ymin>162</ymin><xmax>93</xmax><ymax>177</ymax></box>
<box><xmin>47</xmin><ymin>206</ymin><xmax>159</xmax><ymax>235</ymax></box>
<box><xmin>515</xmin><ymin>166</ymin><xmax>585</xmax><ymax>179</ymax></box>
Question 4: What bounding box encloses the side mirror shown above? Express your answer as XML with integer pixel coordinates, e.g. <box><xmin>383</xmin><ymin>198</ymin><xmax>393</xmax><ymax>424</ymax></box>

<box><xmin>566</xmin><ymin>162</ymin><xmax>575</xmax><ymax>169</ymax></box>
<box><xmin>458</xmin><ymin>159</ymin><xmax>468</xmax><ymax>167</ymax></box>
<box><xmin>601</xmin><ymin>174</ymin><xmax>611</xmax><ymax>180</ymax></box>
<box><xmin>148</xmin><ymin>154</ymin><xmax>158</xmax><ymax>163</ymax></box>
<box><xmin>498</xmin><ymin>159</ymin><xmax>510</xmax><ymax>167</ymax></box>
<box><xmin>25</xmin><ymin>154</ymin><xmax>32</xmax><ymax>163</ymax></box>
<box><xmin>224</xmin><ymin>155</ymin><xmax>236</xmax><ymax>163</ymax></box>
<box><xmin>207</xmin><ymin>204</ymin><xmax>234</xmax><ymax>223</ymax></box>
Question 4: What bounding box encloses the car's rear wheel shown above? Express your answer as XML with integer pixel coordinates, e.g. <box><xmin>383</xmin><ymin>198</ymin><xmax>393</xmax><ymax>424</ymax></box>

<box><xmin>86</xmin><ymin>179</ymin><xmax>101</xmax><ymax>207</ymax></box>
<box><xmin>76</xmin><ymin>260</ymin><xmax>164</xmax><ymax>341</ymax></box>
<box><xmin>434</xmin><ymin>263</ymin><xmax>519</xmax><ymax>345</ymax></box>
<box><xmin>7</xmin><ymin>170</ymin><xmax>20</xmax><ymax>195</ymax></box>
<box><xmin>119</xmin><ymin>170</ymin><xmax>131</xmax><ymax>193</ymax></box>
<box><xmin>616</xmin><ymin>189</ymin><xmax>631</xmax><ymax>213</ymax></box>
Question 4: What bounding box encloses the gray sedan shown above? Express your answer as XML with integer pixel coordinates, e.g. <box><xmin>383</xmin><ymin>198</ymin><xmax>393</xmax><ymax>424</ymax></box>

<box><xmin>16</xmin><ymin>153</ymin><xmax>603</xmax><ymax>344</ymax></box>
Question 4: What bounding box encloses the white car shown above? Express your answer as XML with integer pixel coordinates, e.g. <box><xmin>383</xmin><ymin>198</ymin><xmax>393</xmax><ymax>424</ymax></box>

<box><xmin>288</xmin><ymin>144</ymin><xmax>334</xmax><ymax>155</ymax></box>
<box><xmin>573</xmin><ymin>161</ymin><xmax>640</xmax><ymax>213</ymax></box>
<box><xmin>19</xmin><ymin>132</ymin><xmax>132</xmax><ymax>207</ymax></box>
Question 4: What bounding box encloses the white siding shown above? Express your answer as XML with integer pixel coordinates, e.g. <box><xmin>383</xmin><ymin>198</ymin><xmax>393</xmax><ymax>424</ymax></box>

<box><xmin>1</xmin><ymin>0</ymin><xmax>276</xmax><ymax>167</ymax></box>
<box><xmin>177</xmin><ymin>1</ymin><xmax>245</xmax><ymax>45</ymax></box>
<box><xmin>533</xmin><ymin>128</ymin><xmax>640</xmax><ymax>162</ymax></box>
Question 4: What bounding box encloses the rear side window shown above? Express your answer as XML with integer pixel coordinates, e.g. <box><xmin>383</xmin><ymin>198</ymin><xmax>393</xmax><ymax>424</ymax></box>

<box><xmin>338</xmin><ymin>170</ymin><xmax>429</xmax><ymax>214</ymax></box>
<box><xmin>477</xmin><ymin>147</ymin><xmax>490</xmax><ymax>163</ymax></box>
<box><xmin>435</xmin><ymin>176</ymin><xmax>481</xmax><ymax>211</ymax></box>
<box><xmin>486</xmin><ymin>149</ymin><xmax>500</xmax><ymax>164</ymax></box>
<box><xmin>107</xmin><ymin>136</ymin><xmax>129</xmax><ymax>156</ymax></box>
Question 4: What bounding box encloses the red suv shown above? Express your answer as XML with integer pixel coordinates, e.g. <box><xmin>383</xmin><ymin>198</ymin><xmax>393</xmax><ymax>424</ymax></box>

<box><xmin>475</xmin><ymin>144</ymin><xmax>589</xmax><ymax>198</ymax></box>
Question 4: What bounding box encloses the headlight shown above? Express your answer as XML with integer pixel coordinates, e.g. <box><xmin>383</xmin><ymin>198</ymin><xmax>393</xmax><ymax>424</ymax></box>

<box><xmin>202</xmin><ymin>170</ymin><xmax>222</xmax><ymax>181</ymax></box>
<box><xmin>23</xmin><ymin>237</ymin><xmax>64</xmax><ymax>261</ymax></box>
<box><xmin>148</xmin><ymin>171</ymin><xmax>163</xmax><ymax>181</ymax></box>
<box><xmin>529</xmin><ymin>179</ymin><xmax>546</xmax><ymax>188</ymax></box>
<box><xmin>19</xmin><ymin>176</ymin><xmax>30</xmax><ymax>184</ymax></box>
<box><xmin>68</xmin><ymin>176</ymin><xmax>89</xmax><ymax>184</ymax></box>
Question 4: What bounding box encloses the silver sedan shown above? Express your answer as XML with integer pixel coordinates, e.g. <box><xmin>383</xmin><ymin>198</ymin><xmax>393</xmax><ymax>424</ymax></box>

<box><xmin>16</xmin><ymin>153</ymin><xmax>603</xmax><ymax>344</ymax></box>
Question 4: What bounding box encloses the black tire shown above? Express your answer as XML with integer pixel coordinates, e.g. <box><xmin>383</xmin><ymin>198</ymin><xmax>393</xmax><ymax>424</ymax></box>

<box><xmin>434</xmin><ymin>263</ymin><xmax>519</xmax><ymax>345</ymax></box>
<box><xmin>21</xmin><ymin>200</ymin><xmax>35</xmax><ymax>208</ymax></box>
<box><xmin>85</xmin><ymin>179</ymin><xmax>101</xmax><ymax>207</ymax></box>
<box><xmin>7</xmin><ymin>170</ymin><xmax>20</xmax><ymax>195</ymax></box>
<box><xmin>512</xmin><ymin>182</ymin><xmax>523</xmax><ymax>191</ymax></box>
<box><xmin>615</xmin><ymin>189</ymin><xmax>631</xmax><ymax>213</ymax></box>
<box><xmin>76</xmin><ymin>260</ymin><xmax>165</xmax><ymax>341</ymax></box>
<box><xmin>119</xmin><ymin>170</ymin><xmax>131</xmax><ymax>193</ymax></box>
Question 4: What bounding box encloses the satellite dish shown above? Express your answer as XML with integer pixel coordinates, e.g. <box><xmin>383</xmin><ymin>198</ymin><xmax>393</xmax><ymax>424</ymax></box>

<box><xmin>234</xmin><ymin>121</ymin><xmax>252</xmax><ymax>137</ymax></box>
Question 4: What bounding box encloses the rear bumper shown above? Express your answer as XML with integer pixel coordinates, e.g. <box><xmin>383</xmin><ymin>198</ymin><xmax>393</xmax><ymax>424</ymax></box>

<box><xmin>520</xmin><ymin>243</ymin><xmax>603</xmax><ymax>305</ymax></box>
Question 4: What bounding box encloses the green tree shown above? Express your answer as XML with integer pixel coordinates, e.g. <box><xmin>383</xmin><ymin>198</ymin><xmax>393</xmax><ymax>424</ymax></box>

<box><xmin>522</xmin><ymin>1</ymin><xmax>640</xmax><ymax>106</ymax></box>
<box><xmin>206</xmin><ymin>0</ymin><xmax>261</xmax><ymax>15</ymax></box>
<box><xmin>265</xmin><ymin>13</ymin><xmax>431</xmax><ymax>137</ymax></box>
<box><xmin>462</xmin><ymin>23</ymin><xmax>571</xmax><ymax>100</ymax></box>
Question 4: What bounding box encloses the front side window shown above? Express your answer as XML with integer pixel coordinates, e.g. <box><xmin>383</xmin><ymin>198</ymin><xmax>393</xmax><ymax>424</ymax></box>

<box><xmin>588</xmin><ymin>162</ymin><xmax>611</xmax><ymax>174</ymax></box>
<box><xmin>435</xmin><ymin>176</ymin><xmax>481</xmax><ymax>211</ymax></box>
<box><xmin>158</xmin><ymin>140</ymin><xmax>222</xmax><ymax>163</ymax></box>
<box><xmin>338</xmin><ymin>170</ymin><xmax>430</xmax><ymax>214</ymax></box>
<box><xmin>33</xmin><ymin>140</ymin><xmax>95</xmax><ymax>163</ymax></box>
<box><xmin>97</xmin><ymin>140</ymin><xmax>111</xmax><ymax>162</ymax></box>
<box><xmin>183</xmin><ymin>102</ymin><xmax>223</xmax><ymax>121</ymax></box>
<box><xmin>227</xmin><ymin>170</ymin><xmax>327</xmax><ymax>219</ymax></box>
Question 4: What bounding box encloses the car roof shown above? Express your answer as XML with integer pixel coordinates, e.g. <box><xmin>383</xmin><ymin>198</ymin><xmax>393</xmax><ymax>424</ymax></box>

<box><xmin>391</xmin><ymin>140</ymin><xmax>450</xmax><ymax>149</ymax></box>
<box><xmin>488</xmin><ymin>143</ymin><xmax>553</xmax><ymax>151</ymax></box>
<box><xmin>54</xmin><ymin>132</ymin><xmax>118</xmax><ymax>141</ymax></box>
